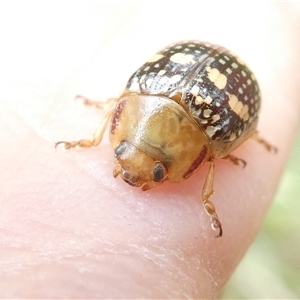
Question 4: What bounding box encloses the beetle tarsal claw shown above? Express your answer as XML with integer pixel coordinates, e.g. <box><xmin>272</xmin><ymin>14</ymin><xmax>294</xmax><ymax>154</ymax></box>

<box><xmin>55</xmin><ymin>141</ymin><xmax>73</xmax><ymax>149</ymax></box>
<box><xmin>203</xmin><ymin>200</ymin><xmax>222</xmax><ymax>237</ymax></box>
<box><xmin>223</xmin><ymin>154</ymin><xmax>247</xmax><ymax>168</ymax></box>
<box><xmin>211</xmin><ymin>214</ymin><xmax>223</xmax><ymax>238</ymax></box>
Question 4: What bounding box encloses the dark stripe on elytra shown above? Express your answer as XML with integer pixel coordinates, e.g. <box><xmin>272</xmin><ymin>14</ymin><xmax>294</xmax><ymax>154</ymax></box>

<box><xmin>183</xmin><ymin>146</ymin><xmax>208</xmax><ymax>179</ymax></box>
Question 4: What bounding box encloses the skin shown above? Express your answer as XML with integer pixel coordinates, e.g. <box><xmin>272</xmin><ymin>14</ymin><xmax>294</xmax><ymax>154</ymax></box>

<box><xmin>0</xmin><ymin>2</ymin><xmax>300</xmax><ymax>298</ymax></box>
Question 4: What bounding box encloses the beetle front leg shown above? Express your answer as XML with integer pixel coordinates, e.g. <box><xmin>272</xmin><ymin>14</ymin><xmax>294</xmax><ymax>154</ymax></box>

<box><xmin>55</xmin><ymin>110</ymin><xmax>113</xmax><ymax>149</ymax></box>
<box><xmin>76</xmin><ymin>95</ymin><xmax>117</xmax><ymax>110</ymax></box>
<box><xmin>202</xmin><ymin>160</ymin><xmax>223</xmax><ymax>238</ymax></box>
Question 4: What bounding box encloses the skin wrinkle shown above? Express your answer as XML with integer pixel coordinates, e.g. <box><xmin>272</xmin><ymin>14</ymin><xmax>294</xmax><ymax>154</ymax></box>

<box><xmin>130</xmin><ymin>218</ymin><xmax>217</xmax><ymax>296</ymax></box>
<box><xmin>118</xmin><ymin>245</ymin><xmax>215</xmax><ymax>298</ymax></box>
<box><xmin>32</xmin><ymin>190</ymin><xmax>215</xmax><ymax>297</ymax></box>
<box><xmin>0</xmin><ymin>244</ymin><xmax>211</xmax><ymax>298</ymax></box>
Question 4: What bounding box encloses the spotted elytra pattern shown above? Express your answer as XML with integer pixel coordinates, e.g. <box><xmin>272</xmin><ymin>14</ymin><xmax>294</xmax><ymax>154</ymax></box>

<box><xmin>125</xmin><ymin>41</ymin><xmax>260</xmax><ymax>144</ymax></box>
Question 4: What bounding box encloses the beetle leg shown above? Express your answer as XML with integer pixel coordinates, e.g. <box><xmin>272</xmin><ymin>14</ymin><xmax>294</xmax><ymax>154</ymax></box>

<box><xmin>202</xmin><ymin>160</ymin><xmax>222</xmax><ymax>238</ymax></box>
<box><xmin>252</xmin><ymin>131</ymin><xmax>277</xmax><ymax>153</ymax></box>
<box><xmin>55</xmin><ymin>110</ymin><xmax>113</xmax><ymax>149</ymax></box>
<box><xmin>113</xmin><ymin>162</ymin><xmax>121</xmax><ymax>178</ymax></box>
<box><xmin>76</xmin><ymin>95</ymin><xmax>117</xmax><ymax>110</ymax></box>
<box><xmin>223</xmin><ymin>154</ymin><xmax>246</xmax><ymax>168</ymax></box>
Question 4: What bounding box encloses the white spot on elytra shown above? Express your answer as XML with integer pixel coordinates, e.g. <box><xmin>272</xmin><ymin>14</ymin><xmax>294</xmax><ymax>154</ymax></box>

<box><xmin>170</xmin><ymin>53</ymin><xmax>195</xmax><ymax>64</ymax></box>
<box><xmin>148</xmin><ymin>54</ymin><xmax>164</xmax><ymax>62</ymax></box>
<box><xmin>204</xmin><ymin>96</ymin><xmax>213</xmax><ymax>105</ymax></box>
<box><xmin>203</xmin><ymin>109</ymin><xmax>213</xmax><ymax>118</ymax></box>
<box><xmin>226</xmin><ymin>68</ymin><xmax>232</xmax><ymax>74</ymax></box>
<box><xmin>206</xmin><ymin>67</ymin><xmax>227</xmax><ymax>89</ymax></box>
<box><xmin>228</xmin><ymin>93</ymin><xmax>249</xmax><ymax>121</ymax></box>
<box><xmin>195</xmin><ymin>95</ymin><xmax>204</xmax><ymax>105</ymax></box>
<box><xmin>169</xmin><ymin>74</ymin><xmax>181</xmax><ymax>84</ymax></box>
<box><xmin>212</xmin><ymin>114</ymin><xmax>220</xmax><ymax>123</ymax></box>
<box><xmin>157</xmin><ymin>70</ymin><xmax>166</xmax><ymax>76</ymax></box>
<box><xmin>232</xmin><ymin>62</ymin><xmax>238</xmax><ymax>69</ymax></box>
<box><xmin>206</xmin><ymin>125</ymin><xmax>221</xmax><ymax>138</ymax></box>
<box><xmin>191</xmin><ymin>85</ymin><xmax>200</xmax><ymax>96</ymax></box>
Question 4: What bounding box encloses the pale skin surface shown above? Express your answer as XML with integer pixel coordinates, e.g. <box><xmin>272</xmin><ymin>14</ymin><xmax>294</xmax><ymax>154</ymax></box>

<box><xmin>1</xmin><ymin>2</ymin><xmax>300</xmax><ymax>299</ymax></box>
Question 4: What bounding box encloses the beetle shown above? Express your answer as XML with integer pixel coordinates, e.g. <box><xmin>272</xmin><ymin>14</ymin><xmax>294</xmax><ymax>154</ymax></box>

<box><xmin>56</xmin><ymin>41</ymin><xmax>275</xmax><ymax>237</ymax></box>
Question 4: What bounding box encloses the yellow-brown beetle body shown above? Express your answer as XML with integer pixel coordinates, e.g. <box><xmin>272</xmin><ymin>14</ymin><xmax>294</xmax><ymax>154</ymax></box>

<box><xmin>110</xmin><ymin>94</ymin><xmax>211</xmax><ymax>190</ymax></box>
<box><xmin>57</xmin><ymin>41</ymin><xmax>274</xmax><ymax>237</ymax></box>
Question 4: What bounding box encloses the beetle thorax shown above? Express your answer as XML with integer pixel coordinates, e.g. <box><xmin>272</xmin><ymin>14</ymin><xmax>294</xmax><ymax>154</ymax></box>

<box><xmin>110</xmin><ymin>94</ymin><xmax>211</xmax><ymax>190</ymax></box>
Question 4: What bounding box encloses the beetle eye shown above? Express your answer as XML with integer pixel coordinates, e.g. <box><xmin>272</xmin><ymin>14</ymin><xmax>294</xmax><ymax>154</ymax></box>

<box><xmin>153</xmin><ymin>165</ymin><xmax>164</xmax><ymax>182</ymax></box>
<box><xmin>115</xmin><ymin>141</ymin><xmax>126</xmax><ymax>157</ymax></box>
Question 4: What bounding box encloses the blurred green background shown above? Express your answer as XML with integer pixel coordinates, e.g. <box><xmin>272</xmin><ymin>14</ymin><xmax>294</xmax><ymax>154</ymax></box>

<box><xmin>221</xmin><ymin>124</ymin><xmax>300</xmax><ymax>299</ymax></box>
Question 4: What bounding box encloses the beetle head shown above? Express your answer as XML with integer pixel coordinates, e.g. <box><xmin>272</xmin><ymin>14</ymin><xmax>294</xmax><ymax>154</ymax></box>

<box><xmin>113</xmin><ymin>140</ymin><xmax>167</xmax><ymax>191</ymax></box>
